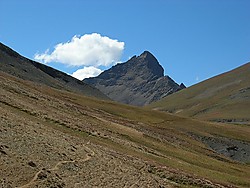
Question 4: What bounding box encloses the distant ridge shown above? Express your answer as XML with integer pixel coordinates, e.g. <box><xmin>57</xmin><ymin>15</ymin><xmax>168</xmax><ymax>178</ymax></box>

<box><xmin>0</xmin><ymin>42</ymin><xmax>108</xmax><ymax>100</ymax></box>
<box><xmin>149</xmin><ymin>62</ymin><xmax>250</xmax><ymax>124</ymax></box>
<box><xmin>84</xmin><ymin>51</ymin><xmax>185</xmax><ymax>106</ymax></box>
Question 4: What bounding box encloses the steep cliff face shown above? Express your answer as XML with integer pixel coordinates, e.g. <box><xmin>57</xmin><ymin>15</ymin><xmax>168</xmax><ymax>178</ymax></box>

<box><xmin>84</xmin><ymin>51</ymin><xmax>184</xmax><ymax>106</ymax></box>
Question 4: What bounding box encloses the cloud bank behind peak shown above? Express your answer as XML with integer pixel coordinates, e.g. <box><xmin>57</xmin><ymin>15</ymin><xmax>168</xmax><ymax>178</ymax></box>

<box><xmin>34</xmin><ymin>33</ymin><xmax>125</xmax><ymax>79</ymax></box>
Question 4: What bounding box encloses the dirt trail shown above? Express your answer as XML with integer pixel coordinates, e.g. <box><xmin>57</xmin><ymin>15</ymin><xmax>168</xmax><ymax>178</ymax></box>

<box><xmin>89</xmin><ymin>113</ymin><xmax>143</xmax><ymax>138</ymax></box>
<box><xmin>17</xmin><ymin>144</ymin><xmax>95</xmax><ymax>188</ymax></box>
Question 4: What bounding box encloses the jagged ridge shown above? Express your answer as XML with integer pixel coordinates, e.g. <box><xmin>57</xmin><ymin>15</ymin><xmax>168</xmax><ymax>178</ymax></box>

<box><xmin>84</xmin><ymin>51</ymin><xmax>185</xmax><ymax>106</ymax></box>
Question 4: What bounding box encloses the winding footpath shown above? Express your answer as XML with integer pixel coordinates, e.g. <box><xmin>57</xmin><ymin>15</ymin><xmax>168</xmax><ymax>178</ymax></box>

<box><xmin>17</xmin><ymin>144</ymin><xmax>95</xmax><ymax>188</ymax></box>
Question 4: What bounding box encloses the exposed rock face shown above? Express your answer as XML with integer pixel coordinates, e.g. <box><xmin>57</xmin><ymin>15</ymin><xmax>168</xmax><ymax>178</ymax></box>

<box><xmin>0</xmin><ymin>42</ymin><xmax>108</xmax><ymax>100</ymax></box>
<box><xmin>84</xmin><ymin>51</ymin><xmax>184</xmax><ymax>106</ymax></box>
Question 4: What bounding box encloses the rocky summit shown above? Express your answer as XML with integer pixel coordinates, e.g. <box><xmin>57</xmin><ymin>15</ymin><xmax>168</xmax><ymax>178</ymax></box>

<box><xmin>84</xmin><ymin>51</ymin><xmax>185</xmax><ymax>106</ymax></box>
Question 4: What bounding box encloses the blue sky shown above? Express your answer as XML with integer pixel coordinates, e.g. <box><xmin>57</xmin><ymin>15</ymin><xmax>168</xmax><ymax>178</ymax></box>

<box><xmin>0</xmin><ymin>0</ymin><xmax>249</xmax><ymax>86</ymax></box>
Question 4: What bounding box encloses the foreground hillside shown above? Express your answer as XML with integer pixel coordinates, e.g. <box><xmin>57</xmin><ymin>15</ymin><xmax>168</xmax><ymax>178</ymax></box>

<box><xmin>1</xmin><ymin>71</ymin><xmax>250</xmax><ymax>187</ymax></box>
<box><xmin>149</xmin><ymin>63</ymin><xmax>250</xmax><ymax>125</ymax></box>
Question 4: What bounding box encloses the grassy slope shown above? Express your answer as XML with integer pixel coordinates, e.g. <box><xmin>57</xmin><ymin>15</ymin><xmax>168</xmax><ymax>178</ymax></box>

<box><xmin>1</xmin><ymin>71</ymin><xmax>250</xmax><ymax>187</ymax></box>
<box><xmin>148</xmin><ymin>62</ymin><xmax>250</xmax><ymax>123</ymax></box>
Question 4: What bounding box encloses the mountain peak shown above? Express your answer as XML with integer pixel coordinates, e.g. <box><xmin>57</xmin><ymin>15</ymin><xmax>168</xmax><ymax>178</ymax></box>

<box><xmin>138</xmin><ymin>51</ymin><xmax>158</xmax><ymax>63</ymax></box>
<box><xmin>139</xmin><ymin>50</ymin><xmax>154</xmax><ymax>58</ymax></box>
<box><xmin>84</xmin><ymin>51</ymin><xmax>183</xmax><ymax>106</ymax></box>
<box><xmin>133</xmin><ymin>51</ymin><xmax>164</xmax><ymax>78</ymax></box>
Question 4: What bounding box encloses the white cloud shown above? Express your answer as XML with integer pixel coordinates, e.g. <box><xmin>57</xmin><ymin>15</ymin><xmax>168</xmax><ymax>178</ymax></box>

<box><xmin>72</xmin><ymin>66</ymin><xmax>102</xmax><ymax>80</ymax></box>
<box><xmin>34</xmin><ymin>33</ymin><xmax>125</xmax><ymax>67</ymax></box>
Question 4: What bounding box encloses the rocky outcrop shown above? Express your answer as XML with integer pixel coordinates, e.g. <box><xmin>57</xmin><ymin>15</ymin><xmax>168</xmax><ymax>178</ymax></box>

<box><xmin>84</xmin><ymin>51</ymin><xmax>184</xmax><ymax>106</ymax></box>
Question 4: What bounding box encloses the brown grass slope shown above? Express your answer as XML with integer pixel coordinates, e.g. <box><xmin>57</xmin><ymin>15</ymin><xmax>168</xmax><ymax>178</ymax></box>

<box><xmin>1</xmin><ymin>70</ymin><xmax>250</xmax><ymax>187</ymax></box>
<box><xmin>0</xmin><ymin>42</ymin><xmax>108</xmax><ymax>100</ymax></box>
<box><xmin>148</xmin><ymin>62</ymin><xmax>250</xmax><ymax>124</ymax></box>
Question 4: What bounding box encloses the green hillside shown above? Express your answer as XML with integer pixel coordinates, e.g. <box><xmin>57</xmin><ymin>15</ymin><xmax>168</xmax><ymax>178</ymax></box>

<box><xmin>149</xmin><ymin>62</ymin><xmax>250</xmax><ymax>125</ymax></box>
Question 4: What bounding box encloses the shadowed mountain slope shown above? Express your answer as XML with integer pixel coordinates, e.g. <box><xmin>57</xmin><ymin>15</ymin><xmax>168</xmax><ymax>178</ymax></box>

<box><xmin>149</xmin><ymin>62</ymin><xmax>250</xmax><ymax>124</ymax></box>
<box><xmin>84</xmin><ymin>51</ymin><xmax>185</xmax><ymax>106</ymax></box>
<box><xmin>0</xmin><ymin>42</ymin><xmax>108</xmax><ymax>100</ymax></box>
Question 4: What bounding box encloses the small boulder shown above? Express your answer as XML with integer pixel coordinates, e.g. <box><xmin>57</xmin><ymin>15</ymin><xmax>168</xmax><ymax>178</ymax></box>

<box><xmin>28</xmin><ymin>161</ymin><xmax>37</xmax><ymax>167</ymax></box>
